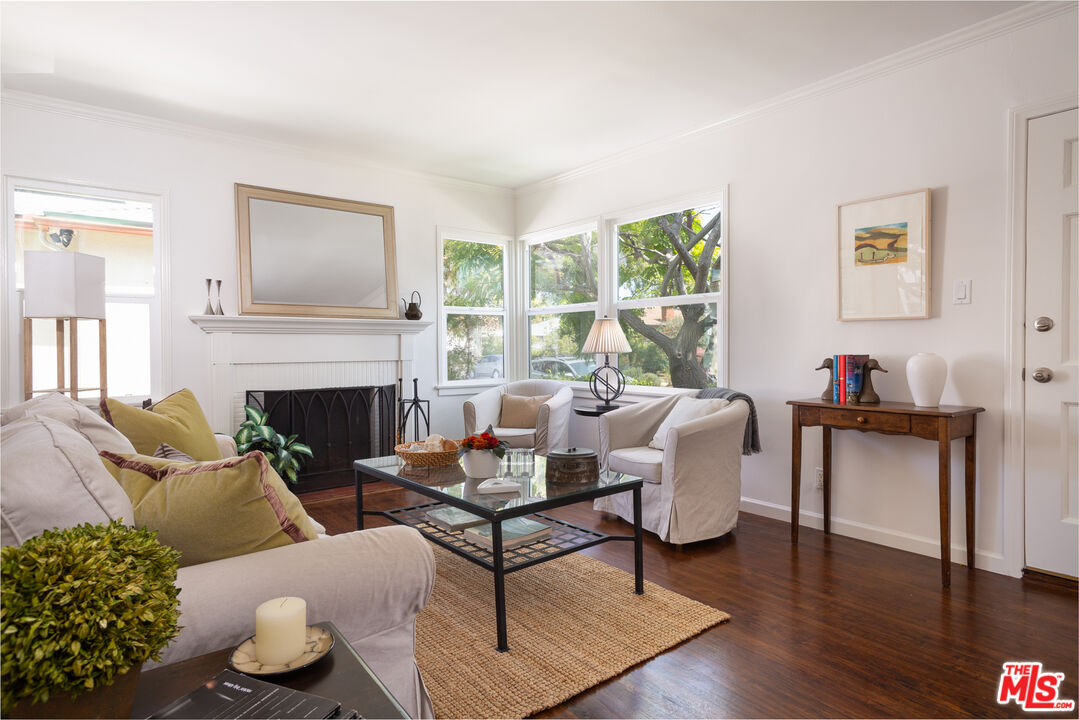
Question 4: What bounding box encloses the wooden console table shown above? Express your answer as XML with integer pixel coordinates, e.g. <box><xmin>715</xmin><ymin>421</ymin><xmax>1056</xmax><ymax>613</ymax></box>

<box><xmin>787</xmin><ymin>398</ymin><xmax>985</xmax><ymax>587</ymax></box>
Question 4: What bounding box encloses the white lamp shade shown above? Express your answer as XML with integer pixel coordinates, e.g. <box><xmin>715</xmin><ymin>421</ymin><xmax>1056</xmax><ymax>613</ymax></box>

<box><xmin>23</xmin><ymin>251</ymin><xmax>106</xmax><ymax>319</ymax></box>
<box><xmin>581</xmin><ymin>316</ymin><xmax>631</xmax><ymax>354</ymax></box>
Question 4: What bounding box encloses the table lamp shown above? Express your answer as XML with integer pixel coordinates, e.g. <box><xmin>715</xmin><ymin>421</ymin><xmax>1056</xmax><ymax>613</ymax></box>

<box><xmin>22</xmin><ymin>251</ymin><xmax>107</xmax><ymax>401</ymax></box>
<box><xmin>581</xmin><ymin>315</ymin><xmax>631</xmax><ymax>411</ymax></box>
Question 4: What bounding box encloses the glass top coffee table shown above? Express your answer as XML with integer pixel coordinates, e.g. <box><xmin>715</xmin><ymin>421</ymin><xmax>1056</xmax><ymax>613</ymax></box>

<box><xmin>353</xmin><ymin>453</ymin><xmax>644</xmax><ymax>652</ymax></box>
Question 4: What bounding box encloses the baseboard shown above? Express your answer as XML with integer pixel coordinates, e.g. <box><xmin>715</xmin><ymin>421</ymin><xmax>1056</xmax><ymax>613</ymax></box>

<box><xmin>740</xmin><ymin>497</ymin><xmax>1010</xmax><ymax>577</ymax></box>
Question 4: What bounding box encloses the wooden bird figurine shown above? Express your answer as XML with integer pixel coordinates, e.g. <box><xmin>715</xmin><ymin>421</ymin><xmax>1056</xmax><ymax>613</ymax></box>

<box><xmin>815</xmin><ymin>358</ymin><xmax>834</xmax><ymax>401</ymax></box>
<box><xmin>860</xmin><ymin>358</ymin><xmax>887</xmax><ymax>404</ymax></box>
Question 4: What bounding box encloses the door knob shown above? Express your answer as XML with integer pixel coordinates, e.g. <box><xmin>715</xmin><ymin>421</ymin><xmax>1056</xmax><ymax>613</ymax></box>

<box><xmin>1031</xmin><ymin>367</ymin><xmax>1054</xmax><ymax>383</ymax></box>
<box><xmin>1034</xmin><ymin>316</ymin><xmax>1054</xmax><ymax>332</ymax></box>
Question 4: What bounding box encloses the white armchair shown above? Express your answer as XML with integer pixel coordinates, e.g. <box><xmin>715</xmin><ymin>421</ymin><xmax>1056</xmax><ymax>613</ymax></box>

<box><xmin>594</xmin><ymin>392</ymin><xmax>750</xmax><ymax>545</ymax></box>
<box><xmin>463</xmin><ymin>380</ymin><xmax>573</xmax><ymax>455</ymax></box>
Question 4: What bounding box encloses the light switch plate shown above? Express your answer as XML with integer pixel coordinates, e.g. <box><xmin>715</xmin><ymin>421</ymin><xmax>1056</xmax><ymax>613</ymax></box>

<box><xmin>953</xmin><ymin>279</ymin><xmax>971</xmax><ymax>304</ymax></box>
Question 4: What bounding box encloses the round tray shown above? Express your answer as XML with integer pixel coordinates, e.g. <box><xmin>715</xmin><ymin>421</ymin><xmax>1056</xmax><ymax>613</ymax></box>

<box><xmin>395</xmin><ymin>439</ymin><xmax>459</xmax><ymax>467</ymax></box>
<box><xmin>228</xmin><ymin>625</ymin><xmax>334</xmax><ymax>677</ymax></box>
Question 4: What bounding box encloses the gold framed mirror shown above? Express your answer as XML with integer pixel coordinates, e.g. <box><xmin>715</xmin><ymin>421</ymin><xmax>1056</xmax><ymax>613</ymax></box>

<box><xmin>236</xmin><ymin>184</ymin><xmax>399</xmax><ymax>318</ymax></box>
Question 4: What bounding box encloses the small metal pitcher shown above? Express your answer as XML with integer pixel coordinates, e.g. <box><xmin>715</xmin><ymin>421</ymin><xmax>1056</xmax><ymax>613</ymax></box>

<box><xmin>402</xmin><ymin>291</ymin><xmax>422</xmax><ymax>320</ymax></box>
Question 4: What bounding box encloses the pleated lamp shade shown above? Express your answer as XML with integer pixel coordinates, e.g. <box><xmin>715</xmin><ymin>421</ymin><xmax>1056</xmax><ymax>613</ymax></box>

<box><xmin>581</xmin><ymin>316</ymin><xmax>631</xmax><ymax>354</ymax></box>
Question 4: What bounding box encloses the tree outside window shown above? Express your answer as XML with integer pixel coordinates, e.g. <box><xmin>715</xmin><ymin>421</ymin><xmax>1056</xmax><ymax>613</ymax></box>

<box><xmin>441</xmin><ymin>237</ymin><xmax>506</xmax><ymax>381</ymax></box>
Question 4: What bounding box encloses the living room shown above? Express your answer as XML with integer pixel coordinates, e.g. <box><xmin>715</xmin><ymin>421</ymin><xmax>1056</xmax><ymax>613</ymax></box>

<box><xmin>1</xmin><ymin>1</ymin><xmax>1077</xmax><ymax>718</ymax></box>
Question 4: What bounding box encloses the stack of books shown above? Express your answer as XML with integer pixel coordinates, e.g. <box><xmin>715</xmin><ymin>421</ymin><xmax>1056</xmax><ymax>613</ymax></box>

<box><xmin>424</xmin><ymin>506</ymin><xmax>486</xmax><ymax>532</ymax></box>
<box><xmin>831</xmin><ymin>354</ymin><xmax>870</xmax><ymax>405</ymax></box>
<box><xmin>463</xmin><ymin>517</ymin><xmax>552</xmax><ymax>550</ymax></box>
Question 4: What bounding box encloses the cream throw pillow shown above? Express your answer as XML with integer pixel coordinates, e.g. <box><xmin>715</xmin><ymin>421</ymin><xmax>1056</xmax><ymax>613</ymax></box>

<box><xmin>499</xmin><ymin>394</ymin><xmax>552</xmax><ymax>428</ymax></box>
<box><xmin>1</xmin><ymin>392</ymin><xmax>135</xmax><ymax>454</ymax></box>
<box><xmin>648</xmin><ymin>396</ymin><xmax>730</xmax><ymax>450</ymax></box>
<box><xmin>1</xmin><ymin>417</ymin><xmax>134</xmax><ymax>546</ymax></box>
<box><xmin>99</xmin><ymin>450</ymin><xmax>318</xmax><ymax>567</ymax></box>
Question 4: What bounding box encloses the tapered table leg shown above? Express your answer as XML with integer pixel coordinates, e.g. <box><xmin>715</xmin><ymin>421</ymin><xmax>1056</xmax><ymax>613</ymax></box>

<box><xmin>938</xmin><ymin>417</ymin><xmax>951</xmax><ymax>588</ymax></box>
<box><xmin>633</xmin><ymin>486</ymin><xmax>644</xmax><ymax>594</ymax></box>
<box><xmin>823</xmin><ymin>426</ymin><xmax>832</xmax><ymax>535</ymax></box>
<box><xmin>791</xmin><ymin>408</ymin><xmax>802</xmax><ymax>544</ymax></box>
<box><xmin>492</xmin><ymin>521</ymin><xmax>508</xmax><ymax>652</ymax></box>
<box><xmin>965</xmin><ymin>416</ymin><xmax>977</xmax><ymax>569</ymax></box>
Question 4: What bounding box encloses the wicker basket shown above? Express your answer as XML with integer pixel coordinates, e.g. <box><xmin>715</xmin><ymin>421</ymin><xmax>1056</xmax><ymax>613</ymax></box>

<box><xmin>395</xmin><ymin>438</ymin><xmax>460</xmax><ymax>467</ymax></box>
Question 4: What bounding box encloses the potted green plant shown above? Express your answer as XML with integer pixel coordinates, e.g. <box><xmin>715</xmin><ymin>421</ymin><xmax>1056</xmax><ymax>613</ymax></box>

<box><xmin>234</xmin><ymin>405</ymin><xmax>315</xmax><ymax>484</ymax></box>
<box><xmin>1</xmin><ymin>521</ymin><xmax>181</xmax><ymax>718</ymax></box>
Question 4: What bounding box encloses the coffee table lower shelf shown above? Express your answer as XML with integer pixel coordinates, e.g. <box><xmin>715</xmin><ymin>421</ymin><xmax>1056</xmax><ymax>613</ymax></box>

<box><xmin>382</xmin><ymin>502</ymin><xmax>632</xmax><ymax>572</ymax></box>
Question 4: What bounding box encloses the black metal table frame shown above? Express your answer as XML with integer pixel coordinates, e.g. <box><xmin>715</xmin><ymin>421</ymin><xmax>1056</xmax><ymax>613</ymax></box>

<box><xmin>354</xmin><ymin>461</ymin><xmax>644</xmax><ymax>652</ymax></box>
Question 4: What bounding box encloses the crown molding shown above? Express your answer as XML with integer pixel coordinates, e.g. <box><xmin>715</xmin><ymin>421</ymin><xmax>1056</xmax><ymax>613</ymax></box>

<box><xmin>517</xmin><ymin>1</ymin><xmax>1076</xmax><ymax>195</ymax></box>
<box><xmin>0</xmin><ymin>90</ymin><xmax>513</xmax><ymax>197</ymax></box>
<box><xmin>189</xmin><ymin>314</ymin><xmax>433</xmax><ymax>335</ymax></box>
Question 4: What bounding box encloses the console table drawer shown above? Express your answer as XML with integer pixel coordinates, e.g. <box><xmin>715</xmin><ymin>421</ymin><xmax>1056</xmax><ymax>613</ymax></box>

<box><xmin>819</xmin><ymin>408</ymin><xmax>910</xmax><ymax>433</ymax></box>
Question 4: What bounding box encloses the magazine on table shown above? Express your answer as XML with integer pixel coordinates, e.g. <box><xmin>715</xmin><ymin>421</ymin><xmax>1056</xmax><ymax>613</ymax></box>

<box><xmin>148</xmin><ymin>668</ymin><xmax>359</xmax><ymax>719</ymax></box>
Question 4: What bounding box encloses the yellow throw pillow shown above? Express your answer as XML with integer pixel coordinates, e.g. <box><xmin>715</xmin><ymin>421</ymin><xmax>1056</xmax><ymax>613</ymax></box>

<box><xmin>499</xmin><ymin>393</ymin><xmax>552</xmax><ymax>428</ymax></box>
<box><xmin>100</xmin><ymin>388</ymin><xmax>222</xmax><ymax>461</ymax></box>
<box><xmin>99</xmin><ymin>450</ymin><xmax>318</xmax><ymax>567</ymax></box>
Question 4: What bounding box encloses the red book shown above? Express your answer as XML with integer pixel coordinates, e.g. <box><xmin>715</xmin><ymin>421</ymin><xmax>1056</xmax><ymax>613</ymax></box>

<box><xmin>838</xmin><ymin>354</ymin><xmax>847</xmax><ymax>404</ymax></box>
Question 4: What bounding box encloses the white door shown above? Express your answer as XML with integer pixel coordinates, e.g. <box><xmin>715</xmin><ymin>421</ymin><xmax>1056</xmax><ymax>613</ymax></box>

<box><xmin>1024</xmin><ymin>107</ymin><xmax>1079</xmax><ymax>578</ymax></box>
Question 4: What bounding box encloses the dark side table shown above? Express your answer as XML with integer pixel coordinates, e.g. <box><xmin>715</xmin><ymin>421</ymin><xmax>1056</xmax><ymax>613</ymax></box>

<box><xmin>573</xmin><ymin>405</ymin><xmax>621</xmax><ymax>417</ymax></box>
<box><xmin>787</xmin><ymin>398</ymin><xmax>985</xmax><ymax>588</ymax></box>
<box><xmin>131</xmin><ymin>621</ymin><xmax>409</xmax><ymax>718</ymax></box>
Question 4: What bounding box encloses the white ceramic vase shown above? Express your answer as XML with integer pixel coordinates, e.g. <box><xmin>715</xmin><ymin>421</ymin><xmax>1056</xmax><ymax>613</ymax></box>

<box><xmin>461</xmin><ymin>450</ymin><xmax>501</xmax><ymax>478</ymax></box>
<box><xmin>906</xmin><ymin>352</ymin><xmax>947</xmax><ymax>407</ymax></box>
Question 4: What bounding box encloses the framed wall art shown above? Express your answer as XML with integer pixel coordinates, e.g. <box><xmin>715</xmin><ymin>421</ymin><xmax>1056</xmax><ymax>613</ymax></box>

<box><xmin>837</xmin><ymin>188</ymin><xmax>930</xmax><ymax>321</ymax></box>
<box><xmin>236</xmin><ymin>184</ymin><xmax>398</xmax><ymax>318</ymax></box>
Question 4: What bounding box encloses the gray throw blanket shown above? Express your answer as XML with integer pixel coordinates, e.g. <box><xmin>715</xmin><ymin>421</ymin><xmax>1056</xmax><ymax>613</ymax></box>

<box><xmin>696</xmin><ymin>387</ymin><xmax>761</xmax><ymax>455</ymax></box>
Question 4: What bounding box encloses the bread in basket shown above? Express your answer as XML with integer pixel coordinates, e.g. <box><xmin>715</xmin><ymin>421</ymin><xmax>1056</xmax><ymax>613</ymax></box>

<box><xmin>395</xmin><ymin>437</ymin><xmax>460</xmax><ymax>467</ymax></box>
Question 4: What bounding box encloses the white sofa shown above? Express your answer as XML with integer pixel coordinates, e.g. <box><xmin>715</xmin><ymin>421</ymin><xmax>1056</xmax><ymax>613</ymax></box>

<box><xmin>594</xmin><ymin>392</ymin><xmax>750</xmax><ymax>545</ymax></box>
<box><xmin>463</xmin><ymin>379</ymin><xmax>572</xmax><ymax>455</ymax></box>
<box><xmin>0</xmin><ymin>394</ymin><xmax>435</xmax><ymax>719</ymax></box>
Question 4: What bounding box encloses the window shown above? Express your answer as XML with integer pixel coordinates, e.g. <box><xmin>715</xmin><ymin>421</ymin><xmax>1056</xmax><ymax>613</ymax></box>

<box><xmin>439</xmin><ymin>230</ymin><xmax>509</xmax><ymax>383</ymax></box>
<box><xmin>10</xmin><ymin>183</ymin><xmax>162</xmax><ymax>401</ymax></box>
<box><xmin>613</xmin><ymin>203</ymin><xmax>723</xmax><ymax>388</ymax></box>
<box><xmin>526</xmin><ymin>229</ymin><xmax>598</xmax><ymax>381</ymax></box>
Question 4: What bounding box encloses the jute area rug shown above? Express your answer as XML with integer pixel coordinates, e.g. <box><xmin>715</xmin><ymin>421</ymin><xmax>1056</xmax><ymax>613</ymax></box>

<box><xmin>414</xmin><ymin>544</ymin><xmax>730</xmax><ymax>719</ymax></box>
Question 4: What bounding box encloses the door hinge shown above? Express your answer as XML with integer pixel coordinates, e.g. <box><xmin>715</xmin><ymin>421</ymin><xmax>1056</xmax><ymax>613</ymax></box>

<box><xmin>1022</xmin><ymin>367</ymin><xmax>1026</xmax><ymax>381</ymax></box>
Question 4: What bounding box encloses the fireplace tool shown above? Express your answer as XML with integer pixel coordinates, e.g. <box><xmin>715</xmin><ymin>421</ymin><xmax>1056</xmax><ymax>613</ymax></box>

<box><xmin>398</xmin><ymin>378</ymin><xmax>430</xmax><ymax>444</ymax></box>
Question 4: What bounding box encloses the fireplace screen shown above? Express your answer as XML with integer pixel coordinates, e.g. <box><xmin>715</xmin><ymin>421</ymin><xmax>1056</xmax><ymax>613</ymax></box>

<box><xmin>245</xmin><ymin>385</ymin><xmax>395</xmax><ymax>493</ymax></box>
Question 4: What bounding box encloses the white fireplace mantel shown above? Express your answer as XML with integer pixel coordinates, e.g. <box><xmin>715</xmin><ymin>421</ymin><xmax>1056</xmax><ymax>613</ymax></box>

<box><xmin>189</xmin><ymin>314</ymin><xmax>432</xmax><ymax>335</ymax></box>
<box><xmin>188</xmin><ymin>314</ymin><xmax>433</xmax><ymax>432</ymax></box>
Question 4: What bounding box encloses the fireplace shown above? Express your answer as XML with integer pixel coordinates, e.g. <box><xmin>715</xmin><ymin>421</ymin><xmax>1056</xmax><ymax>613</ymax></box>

<box><xmin>245</xmin><ymin>385</ymin><xmax>396</xmax><ymax>493</ymax></box>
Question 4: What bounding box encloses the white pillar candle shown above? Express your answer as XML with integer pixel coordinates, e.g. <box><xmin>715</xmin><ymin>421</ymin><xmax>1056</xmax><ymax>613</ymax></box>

<box><xmin>254</xmin><ymin>596</ymin><xmax>307</xmax><ymax>666</ymax></box>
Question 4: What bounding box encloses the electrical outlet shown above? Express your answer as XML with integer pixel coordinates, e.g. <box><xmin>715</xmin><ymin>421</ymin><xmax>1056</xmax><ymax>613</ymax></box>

<box><xmin>814</xmin><ymin>467</ymin><xmax>824</xmax><ymax>489</ymax></box>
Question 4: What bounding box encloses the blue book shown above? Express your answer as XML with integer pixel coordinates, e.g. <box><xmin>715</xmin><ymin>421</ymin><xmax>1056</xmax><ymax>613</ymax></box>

<box><xmin>845</xmin><ymin>354</ymin><xmax>869</xmax><ymax>404</ymax></box>
<box><xmin>832</xmin><ymin>354</ymin><xmax>840</xmax><ymax>403</ymax></box>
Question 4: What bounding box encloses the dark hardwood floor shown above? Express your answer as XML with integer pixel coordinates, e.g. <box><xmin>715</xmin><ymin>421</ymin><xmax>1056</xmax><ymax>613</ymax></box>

<box><xmin>302</xmin><ymin>484</ymin><xmax>1079</xmax><ymax>719</ymax></box>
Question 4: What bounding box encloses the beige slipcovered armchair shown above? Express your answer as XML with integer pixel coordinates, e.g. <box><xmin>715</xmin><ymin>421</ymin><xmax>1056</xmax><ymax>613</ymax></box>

<box><xmin>593</xmin><ymin>392</ymin><xmax>750</xmax><ymax>545</ymax></box>
<box><xmin>463</xmin><ymin>379</ymin><xmax>572</xmax><ymax>455</ymax></box>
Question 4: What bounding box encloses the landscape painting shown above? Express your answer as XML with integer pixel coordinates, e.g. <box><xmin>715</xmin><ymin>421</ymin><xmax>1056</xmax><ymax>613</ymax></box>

<box><xmin>854</xmin><ymin>222</ymin><xmax>908</xmax><ymax>266</ymax></box>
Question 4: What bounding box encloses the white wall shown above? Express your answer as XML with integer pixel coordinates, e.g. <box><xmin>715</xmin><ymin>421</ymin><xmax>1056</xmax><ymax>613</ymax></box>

<box><xmin>515</xmin><ymin>9</ymin><xmax>1078</xmax><ymax>575</ymax></box>
<box><xmin>0</xmin><ymin>95</ymin><xmax>514</xmax><ymax>437</ymax></box>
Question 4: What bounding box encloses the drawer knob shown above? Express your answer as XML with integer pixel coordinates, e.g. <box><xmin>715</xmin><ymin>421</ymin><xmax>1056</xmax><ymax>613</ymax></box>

<box><xmin>857</xmin><ymin>416</ymin><xmax>866</xmax><ymax>424</ymax></box>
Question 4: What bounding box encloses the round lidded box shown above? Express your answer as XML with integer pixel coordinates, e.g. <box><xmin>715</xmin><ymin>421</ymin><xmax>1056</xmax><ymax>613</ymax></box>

<box><xmin>545</xmin><ymin>447</ymin><xmax>599</xmax><ymax>485</ymax></box>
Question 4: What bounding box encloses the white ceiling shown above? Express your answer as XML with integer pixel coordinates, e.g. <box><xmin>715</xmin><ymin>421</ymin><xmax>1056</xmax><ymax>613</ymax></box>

<box><xmin>1</xmin><ymin>1</ymin><xmax>1026</xmax><ymax>188</ymax></box>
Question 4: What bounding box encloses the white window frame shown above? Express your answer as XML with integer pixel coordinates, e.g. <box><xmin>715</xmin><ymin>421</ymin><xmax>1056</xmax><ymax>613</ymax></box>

<box><xmin>516</xmin><ymin>188</ymin><xmax>729</xmax><ymax>397</ymax></box>
<box><xmin>435</xmin><ymin>227</ymin><xmax>514</xmax><ymax>394</ymax></box>
<box><xmin>521</xmin><ymin>220</ymin><xmax>600</xmax><ymax>387</ymax></box>
<box><xmin>605</xmin><ymin>189</ymin><xmax>729</xmax><ymax>391</ymax></box>
<box><xmin>2</xmin><ymin>176</ymin><xmax>170</xmax><ymax>406</ymax></box>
